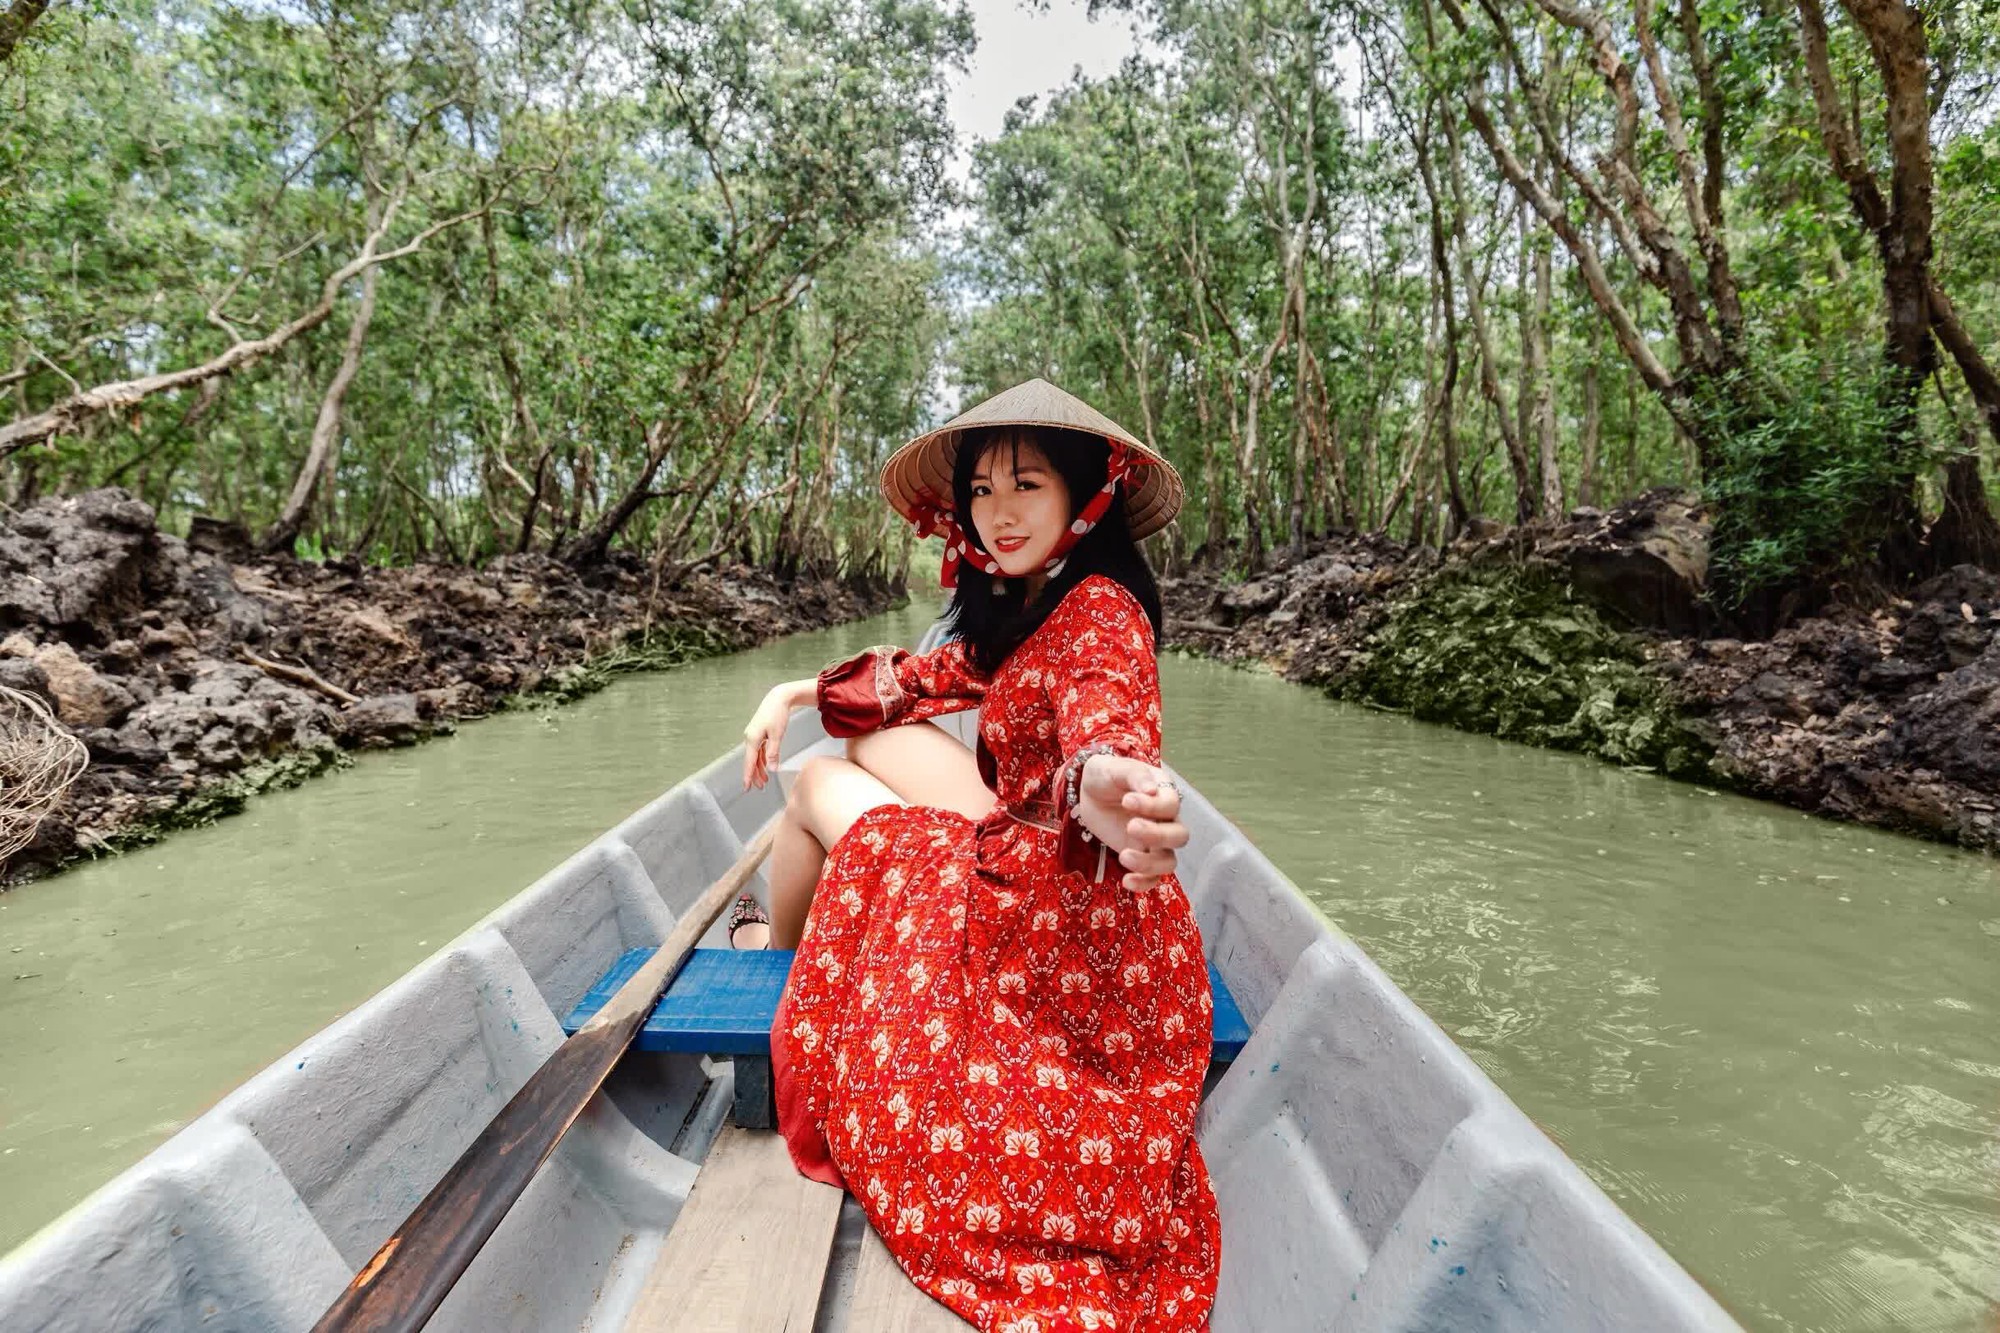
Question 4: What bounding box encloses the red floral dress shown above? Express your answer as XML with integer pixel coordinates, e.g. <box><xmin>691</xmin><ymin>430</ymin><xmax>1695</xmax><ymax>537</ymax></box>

<box><xmin>772</xmin><ymin>575</ymin><xmax>1221</xmax><ymax>1332</ymax></box>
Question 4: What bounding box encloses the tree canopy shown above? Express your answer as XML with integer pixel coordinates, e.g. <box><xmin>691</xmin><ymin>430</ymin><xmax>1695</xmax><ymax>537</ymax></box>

<box><xmin>3</xmin><ymin>0</ymin><xmax>1997</xmax><ymax>604</ymax></box>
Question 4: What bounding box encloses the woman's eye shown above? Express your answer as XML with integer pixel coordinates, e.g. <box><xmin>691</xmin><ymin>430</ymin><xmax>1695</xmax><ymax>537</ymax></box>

<box><xmin>971</xmin><ymin>485</ymin><xmax>991</xmax><ymax>497</ymax></box>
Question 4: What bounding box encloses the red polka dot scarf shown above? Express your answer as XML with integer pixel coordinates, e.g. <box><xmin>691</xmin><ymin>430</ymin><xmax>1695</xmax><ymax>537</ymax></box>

<box><xmin>909</xmin><ymin>440</ymin><xmax>1147</xmax><ymax>589</ymax></box>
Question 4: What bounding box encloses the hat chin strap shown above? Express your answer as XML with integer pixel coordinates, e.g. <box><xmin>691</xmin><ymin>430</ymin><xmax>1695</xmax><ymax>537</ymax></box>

<box><xmin>910</xmin><ymin>440</ymin><xmax>1145</xmax><ymax>590</ymax></box>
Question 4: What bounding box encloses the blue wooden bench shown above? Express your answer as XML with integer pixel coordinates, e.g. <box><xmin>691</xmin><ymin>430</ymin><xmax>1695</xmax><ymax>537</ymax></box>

<box><xmin>564</xmin><ymin>948</ymin><xmax>1253</xmax><ymax>1129</ymax></box>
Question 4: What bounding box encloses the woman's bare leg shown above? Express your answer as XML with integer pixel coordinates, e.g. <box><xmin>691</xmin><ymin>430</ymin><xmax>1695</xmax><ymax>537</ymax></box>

<box><xmin>742</xmin><ymin>755</ymin><xmax>904</xmax><ymax>950</ymax></box>
<box><xmin>846</xmin><ymin>722</ymin><xmax>996</xmax><ymax>821</ymax></box>
<box><xmin>735</xmin><ymin>727</ymin><xmax>984</xmax><ymax>950</ymax></box>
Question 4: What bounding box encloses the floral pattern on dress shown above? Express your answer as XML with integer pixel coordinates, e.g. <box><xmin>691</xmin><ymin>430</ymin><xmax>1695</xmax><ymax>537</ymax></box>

<box><xmin>773</xmin><ymin>576</ymin><xmax>1221</xmax><ymax>1333</ymax></box>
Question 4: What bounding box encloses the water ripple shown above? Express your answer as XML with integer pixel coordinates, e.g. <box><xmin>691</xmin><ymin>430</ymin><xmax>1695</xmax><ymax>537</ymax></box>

<box><xmin>1165</xmin><ymin>654</ymin><xmax>2000</xmax><ymax>1333</ymax></box>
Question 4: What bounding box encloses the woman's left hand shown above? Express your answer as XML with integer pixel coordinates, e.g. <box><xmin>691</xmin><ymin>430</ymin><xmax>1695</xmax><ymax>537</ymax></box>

<box><xmin>1079</xmin><ymin>754</ymin><xmax>1189</xmax><ymax>893</ymax></box>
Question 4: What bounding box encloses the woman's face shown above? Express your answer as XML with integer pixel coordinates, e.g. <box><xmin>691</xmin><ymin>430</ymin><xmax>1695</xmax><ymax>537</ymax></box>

<box><xmin>968</xmin><ymin>437</ymin><xmax>1074</xmax><ymax>579</ymax></box>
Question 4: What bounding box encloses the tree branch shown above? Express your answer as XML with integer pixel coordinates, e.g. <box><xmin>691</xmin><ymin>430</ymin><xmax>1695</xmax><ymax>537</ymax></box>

<box><xmin>1524</xmin><ymin>0</ymin><xmax>1722</xmax><ymax>366</ymax></box>
<box><xmin>1797</xmin><ymin>0</ymin><xmax>1892</xmax><ymax>233</ymax></box>
<box><xmin>0</xmin><ymin>0</ymin><xmax>49</xmax><ymax>65</ymax></box>
<box><xmin>1930</xmin><ymin>277</ymin><xmax>2000</xmax><ymax>448</ymax></box>
<box><xmin>1436</xmin><ymin>0</ymin><xmax>1683</xmax><ymax>408</ymax></box>
<box><xmin>0</xmin><ymin>176</ymin><xmax>521</xmax><ymax>459</ymax></box>
<box><xmin>1635</xmin><ymin>0</ymin><xmax>1742</xmax><ymax>339</ymax></box>
<box><xmin>239</xmin><ymin>648</ymin><xmax>361</xmax><ymax>706</ymax></box>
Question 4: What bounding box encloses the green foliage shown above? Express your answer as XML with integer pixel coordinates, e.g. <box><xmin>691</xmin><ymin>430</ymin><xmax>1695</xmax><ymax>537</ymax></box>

<box><xmin>2</xmin><ymin>0</ymin><xmax>965</xmax><ymax>578</ymax></box>
<box><xmin>957</xmin><ymin>0</ymin><xmax>2000</xmax><ymax>572</ymax></box>
<box><xmin>1695</xmin><ymin>346</ymin><xmax>1909</xmax><ymax>604</ymax></box>
<box><xmin>1331</xmin><ymin>568</ymin><xmax>1712</xmax><ymax>777</ymax></box>
<box><xmin>102</xmin><ymin>746</ymin><xmax>352</xmax><ymax>853</ymax></box>
<box><xmin>516</xmin><ymin>622</ymin><xmax>739</xmax><ymax>708</ymax></box>
<box><xmin>7</xmin><ymin>0</ymin><xmax>2000</xmax><ymax>586</ymax></box>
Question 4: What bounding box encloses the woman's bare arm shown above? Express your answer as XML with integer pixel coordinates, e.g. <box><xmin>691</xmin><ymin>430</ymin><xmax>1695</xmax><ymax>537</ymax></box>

<box><xmin>742</xmin><ymin>677</ymin><xmax>819</xmax><ymax>789</ymax></box>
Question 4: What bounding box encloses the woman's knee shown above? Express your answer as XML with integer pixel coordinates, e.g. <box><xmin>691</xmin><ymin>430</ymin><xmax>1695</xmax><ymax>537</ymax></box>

<box><xmin>841</xmin><ymin>723</ymin><xmax>991</xmax><ymax>820</ymax></box>
<box><xmin>788</xmin><ymin>754</ymin><xmax>895</xmax><ymax>845</ymax></box>
<box><xmin>843</xmin><ymin>729</ymin><xmax>893</xmax><ymax>769</ymax></box>
<box><xmin>786</xmin><ymin>754</ymin><xmax>838</xmax><ymax>819</ymax></box>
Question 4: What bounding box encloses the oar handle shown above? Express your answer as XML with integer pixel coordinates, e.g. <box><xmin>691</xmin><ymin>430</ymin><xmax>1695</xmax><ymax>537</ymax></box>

<box><xmin>311</xmin><ymin>816</ymin><xmax>780</xmax><ymax>1332</ymax></box>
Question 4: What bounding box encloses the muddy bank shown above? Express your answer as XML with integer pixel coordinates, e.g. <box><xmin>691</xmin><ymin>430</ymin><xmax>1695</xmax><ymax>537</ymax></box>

<box><xmin>0</xmin><ymin>488</ymin><xmax>901</xmax><ymax>884</ymax></box>
<box><xmin>1163</xmin><ymin>490</ymin><xmax>2000</xmax><ymax>854</ymax></box>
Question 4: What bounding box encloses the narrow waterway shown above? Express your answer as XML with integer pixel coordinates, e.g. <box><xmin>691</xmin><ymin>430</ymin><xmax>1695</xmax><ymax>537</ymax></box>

<box><xmin>1170</xmin><ymin>654</ymin><xmax>2000</xmax><ymax>1333</ymax></box>
<box><xmin>1</xmin><ymin>603</ymin><xmax>1995</xmax><ymax>1331</ymax></box>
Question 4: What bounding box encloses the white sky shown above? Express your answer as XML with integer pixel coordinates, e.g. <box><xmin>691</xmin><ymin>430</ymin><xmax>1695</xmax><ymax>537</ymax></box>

<box><xmin>928</xmin><ymin>0</ymin><xmax>1151</xmax><ymax>418</ymax></box>
<box><xmin>943</xmin><ymin>0</ymin><xmax>1148</xmax><ymax>185</ymax></box>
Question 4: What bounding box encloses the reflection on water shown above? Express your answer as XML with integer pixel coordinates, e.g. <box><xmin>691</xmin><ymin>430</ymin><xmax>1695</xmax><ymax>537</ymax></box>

<box><xmin>1</xmin><ymin>609</ymin><xmax>1995</xmax><ymax>1332</ymax></box>
<box><xmin>1160</xmin><ymin>651</ymin><xmax>2000</xmax><ymax>1333</ymax></box>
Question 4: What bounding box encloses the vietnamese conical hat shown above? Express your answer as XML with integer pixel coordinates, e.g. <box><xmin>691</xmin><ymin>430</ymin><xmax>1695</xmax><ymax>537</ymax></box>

<box><xmin>881</xmin><ymin>379</ymin><xmax>1183</xmax><ymax>540</ymax></box>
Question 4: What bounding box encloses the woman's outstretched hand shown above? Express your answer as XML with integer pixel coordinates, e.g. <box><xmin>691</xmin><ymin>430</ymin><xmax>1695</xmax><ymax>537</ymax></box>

<box><xmin>1078</xmin><ymin>753</ymin><xmax>1189</xmax><ymax>894</ymax></box>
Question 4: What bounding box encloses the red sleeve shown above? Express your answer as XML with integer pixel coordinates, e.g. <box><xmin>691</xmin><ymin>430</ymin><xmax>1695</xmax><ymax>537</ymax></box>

<box><xmin>815</xmin><ymin>638</ymin><xmax>987</xmax><ymax>739</ymax></box>
<box><xmin>1046</xmin><ymin>578</ymin><xmax>1164</xmax><ymax>882</ymax></box>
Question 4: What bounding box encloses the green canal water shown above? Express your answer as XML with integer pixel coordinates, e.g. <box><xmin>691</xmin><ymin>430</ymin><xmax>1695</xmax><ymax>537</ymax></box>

<box><xmin>0</xmin><ymin>601</ymin><xmax>1995</xmax><ymax>1330</ymax></box>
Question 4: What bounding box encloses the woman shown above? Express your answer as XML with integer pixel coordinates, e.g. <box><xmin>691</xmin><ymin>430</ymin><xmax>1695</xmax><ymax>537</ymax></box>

<box><xmin>739</xmin><ymin>380</ymin><xmax>1220</xmax><ymax>1332</ymax></box>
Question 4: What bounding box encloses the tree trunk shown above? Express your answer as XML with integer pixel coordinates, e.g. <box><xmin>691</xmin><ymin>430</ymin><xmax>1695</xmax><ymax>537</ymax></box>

<box><xmin>1434</xmin><ymin>0</ymin><xmax>1718</xmax><ymax>468</ymax></box>
<box><xmin>1289</xmin><ymin>394</ymin><xmax>1310</xmax><ymax>553</ymax></box>
<box><xmin>1624</xmin><ymin>373</ymin><xmax>1640</xmax><ymax>497</ymax></box>
<box><xmin>350</xmin><ymin>476</ymin><xmax>395</xmax><ymax>557</ymax></box>
<box><xmin>1579</xmin><ymin>356</ymin><xmax>1601</xmax><ymax>509</ymax></box>
<box><xmin>1438</xmin><ymin>91</ymin><xmax>1535</xmax><ymax>520</ymax></box>
<box><xmin>1377</xmin><ymin>247</ymin><xmax>1443</xmax><ymax>539</ymax></box>
<box><xmin>261</xmin><ymin>257</ymin><xmax>381</xmax><ymax>553</ymax></box>
<box><xmin>1796</xmin><ymin>0</ymin><xmax>1936</xmax><ymax>574</ymax></box>
<box><xmin>1531</xmin><ymin>212</ymin><xmax>1562</xmax><ymax>520</ymax></box>
<box><xmin>805</xmin><ymin>384</ymin><xmax>843</xmax><ymax>572</ymax></box>
<box><xmin>773</xmin><ymin>411</ymin><xmax>808</xmax><ymax>575</ymax></box>
<box><xmin>478</xmin><ymin>197</ymin><xmax>552</xmax><ymax>555</ymax></box>
<box><xmin>1925</xmin><ymin>445</ymin><xmax>2000</xmax><ymax>572</ymax></box>
<box><xmin>1239</xmin><ymin>369</ymin><xmax>1269</xmax><ymax>567</ymax></box>
<box><xmin>0</xmin><ymin>0</ymin><xmax>50</xmax><ymax>64</ymax></box>
<box><xmin>1409</xmin><ymin>452</ymin><xmax>1433</xmax><ymax>548</ymax></box>
<box><xmin>1516</xmin><ymin>201</ymin><xmax>1534</xmax><ymax>479</ymax></box>
<box><xmin>1193</xmin><ymin>378</ymin><xmax>1228</xmax><ymax>553</ymax></box>
<box><xmin>559</xmin><ymin>424</ymin><xmax>675</xmax><ymax>567</ymax></box>
<box><xmin>1930</xmin><ymin>279</ymin><xmax>2000</xmax><ymax>449</ymax></box>
<box><xmin>1638</xmin><ymin>0</ymin><xmax>1744</xmax><ymax>342</ymax></box>
<box><xmin>1450</xmin><ymin>135</ymin><xmax>1533</xmax><ymax>523</ymax></box>
<box><xmin>1413</xmin><ymin>93</ymin><xmax>1470</xmax><ymax>533</ymax></box>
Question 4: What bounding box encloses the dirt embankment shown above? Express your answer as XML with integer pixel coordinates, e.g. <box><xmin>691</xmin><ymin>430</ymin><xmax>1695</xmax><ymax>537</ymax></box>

<box><xmin>1162</xmin><ymin>490</ymin><xmax>2000</xmax><ymax>855</ymax></box>
<box><xmin>0</xmin><ymin>488</ymin><xmax>901</xmax><ymax>884</ymax></box>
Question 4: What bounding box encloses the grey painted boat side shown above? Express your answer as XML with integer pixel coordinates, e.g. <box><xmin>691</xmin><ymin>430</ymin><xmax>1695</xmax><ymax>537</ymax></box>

<box><xmin>0</xmin><ymin>678</ymin><xmax>1740</xmax><ymax>1330</ymax></box>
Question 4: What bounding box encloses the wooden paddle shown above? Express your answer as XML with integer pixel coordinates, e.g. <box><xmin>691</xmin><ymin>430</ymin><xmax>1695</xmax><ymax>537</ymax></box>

<box><xmin>311</xmin><ymin>817</ymin><xmax>780</xmax><ymax>1332</ymax></box>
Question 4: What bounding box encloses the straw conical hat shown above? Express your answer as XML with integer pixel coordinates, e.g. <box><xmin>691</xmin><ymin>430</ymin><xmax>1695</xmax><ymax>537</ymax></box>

<box><xmin>881</xmin><ymin>379</ymin><xmax>1184</xmax><ymax>540</ymax></box>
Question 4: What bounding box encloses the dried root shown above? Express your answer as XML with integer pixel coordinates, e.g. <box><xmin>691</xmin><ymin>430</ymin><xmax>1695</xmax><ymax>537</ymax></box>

<box><xmin>0</xmin><ymin>684</ymin><xmax>88</xmax><ymax>868</ymax></box>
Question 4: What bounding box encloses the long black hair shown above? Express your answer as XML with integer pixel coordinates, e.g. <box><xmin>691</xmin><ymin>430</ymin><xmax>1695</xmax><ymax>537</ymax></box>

<box><xmin>939</xmin><ymin>424</ymin><xmax>1164</xmax><ymax>675</ymax></box>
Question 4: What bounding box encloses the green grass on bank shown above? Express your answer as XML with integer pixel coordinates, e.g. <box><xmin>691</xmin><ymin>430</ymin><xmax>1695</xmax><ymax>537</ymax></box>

<box><xmin>513</xmin><ymin>622</ymin><xmax>743</xmax><ymax>708</ymax></box>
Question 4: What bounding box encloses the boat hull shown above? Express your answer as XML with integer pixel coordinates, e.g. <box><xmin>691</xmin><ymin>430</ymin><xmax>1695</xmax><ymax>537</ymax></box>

<box><xmin>0</xmin><ymin>700</ymin><xmax>1738</xmax><ymax>1330</ymax></box>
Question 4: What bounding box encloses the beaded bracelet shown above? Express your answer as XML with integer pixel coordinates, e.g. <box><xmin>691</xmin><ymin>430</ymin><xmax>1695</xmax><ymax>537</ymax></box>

<box><xmin>1061</xmin><ymin>741</ymin><xmax>1123</xmax><ymax>842</ymax></box>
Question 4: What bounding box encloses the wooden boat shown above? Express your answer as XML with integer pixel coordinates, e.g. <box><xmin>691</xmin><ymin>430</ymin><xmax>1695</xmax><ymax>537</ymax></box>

<box><xmin>0</xmin><ymin>627</ymin><xmax>1741</xmax><ymax>1331</ymax></box>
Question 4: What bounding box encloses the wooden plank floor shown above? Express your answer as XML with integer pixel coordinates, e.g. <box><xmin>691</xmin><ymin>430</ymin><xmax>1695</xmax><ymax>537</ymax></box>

<box><xmin>623</xmin><ymin>1125</ymin><xmax>842</xmax><ymax>1331</ymax></box>
<box><xmin>849</xmin><ymin>1225</ymin><xmax>973</xmax><ymax>1331</ymax></box>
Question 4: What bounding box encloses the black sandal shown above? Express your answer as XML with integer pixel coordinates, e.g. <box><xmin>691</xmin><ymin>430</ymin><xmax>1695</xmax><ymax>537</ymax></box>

<box><xmin>727</xmin><ymin>893</ymin><xmax>771</xmax><ymax>949</ymax></box>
